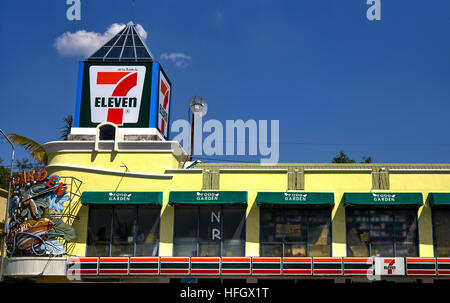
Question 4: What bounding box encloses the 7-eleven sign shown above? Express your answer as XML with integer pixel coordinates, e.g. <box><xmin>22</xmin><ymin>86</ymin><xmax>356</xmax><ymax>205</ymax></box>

<box><xmin>89</xmin><ymin>65</ymin><xmax>146</xmax><ymax>126</ymax></box>
<box><xmin>374</xmin><ymin>257</ymin><xmax>405</xmax><ymax>275</ymax></box>
<box><xmin>157</xmin><ymin>70</ymin><xmax>171</xmax><ymax>138</ymax></box>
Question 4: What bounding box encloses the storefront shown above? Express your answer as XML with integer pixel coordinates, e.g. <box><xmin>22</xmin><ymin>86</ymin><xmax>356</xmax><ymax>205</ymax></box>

<box><xmin>169</xmin><ymin>191</ymin><xmax>247</xmax><ymax>257</ymax></box>
<box><xmin>82</xmin><ymin>192</ymin><xmax>162</xmax><ymax>257</ymax></box>
<box><xmin>256</xmin><ymin>192</ymin><xmax>333</xmax><ymax>257</ymax></box>
<box><xmin>344</xmin><ymin>193</ymin><xmax>422</xmax><ymax>257</ymax></box>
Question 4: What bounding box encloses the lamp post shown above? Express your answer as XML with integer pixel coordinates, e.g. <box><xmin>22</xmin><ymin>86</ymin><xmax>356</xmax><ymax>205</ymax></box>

<box><xmin>0</xmin><ymin>129</ymin><xmax>14</xmax><ymax>282</ymax></box>
<box><xmin>189</xmin><ymin>96</ymin><xmax>207</xmax><ymax>161</ymax></box>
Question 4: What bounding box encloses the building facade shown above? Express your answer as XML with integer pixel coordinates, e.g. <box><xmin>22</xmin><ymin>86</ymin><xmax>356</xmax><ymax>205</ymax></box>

<box><xmin>2</xmin><ymin>22</ymin><xmax>450</xmax><ymax>283</ymax></box>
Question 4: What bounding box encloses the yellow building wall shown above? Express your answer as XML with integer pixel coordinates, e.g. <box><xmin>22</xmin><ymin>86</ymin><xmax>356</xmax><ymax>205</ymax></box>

<box><xmin>46</xmin><ymin>150</ymin><xmax>203</xmax><ymax>257</ymax></box>
<box><xmin>45</xmin><ymin>149</ymin><xmax>450</xmax><ymax>259</ymax></box>
<box><xmin>48</xmin><ymin>151</ymin><xmax>180</xmax><ymax>174</ymax></box>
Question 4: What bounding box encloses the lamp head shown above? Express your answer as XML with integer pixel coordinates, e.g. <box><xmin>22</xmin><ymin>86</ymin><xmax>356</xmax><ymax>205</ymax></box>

<box><xmin>189</xmin><ymin>96</ymin><xmax>208</xmax><ymax>117</ymax></box>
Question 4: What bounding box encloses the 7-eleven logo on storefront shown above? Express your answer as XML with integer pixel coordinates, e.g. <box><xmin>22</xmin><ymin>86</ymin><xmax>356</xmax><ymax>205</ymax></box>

<box><xmin>384</xmin><ymin>259</ymin><xmax>396</xmax><ymax>274</ymax></box>
<box><xmin>89</xmin><ymin>66</ymin><xmax>146</xmax><ymax>126</ymax></box>
<box><xmin>375</xmin><ymin>257</ymin><xmax>405</xmax><ymax>275</ymax></box>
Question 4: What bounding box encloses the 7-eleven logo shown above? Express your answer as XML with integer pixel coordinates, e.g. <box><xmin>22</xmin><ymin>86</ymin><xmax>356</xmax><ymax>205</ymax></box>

<box><xmin>157</xmin><ymin>71</ymin><xmax>171</xmax><ymax>137</ymax></box>
<box><xmin>384</xmin><ymin>258</ymin><xmax>396</xmax><ymax>274</ymax></box>
<box><xmin>89</xmin><ymin>66</ymin><xmax>146</xmax><ymax>126</ymax></box>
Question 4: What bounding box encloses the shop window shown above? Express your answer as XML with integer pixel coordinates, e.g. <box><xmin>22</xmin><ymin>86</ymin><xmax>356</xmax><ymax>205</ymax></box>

<box><xmin>86</xmin><ymin>205</ymin><xmax>160</xmax><ymax>256</ymax></box>
<box><xmin>432</xmin><ymin>209</ymin><xmax>450</xmax><ymax>257</ymax></box>
<box><xmin>260</xmin><ymin>208</ymin><xmax>331</xmax><ymax>257</ymax></box>
<box><xmin>346</xmin><ymin>209</ymin><xmax>418</xmax><ymax>257</ymax></box>
<box><xmin>173</xmin><ymin>206</ymin><xmax>246</xmax><ymax>257</ymax></box>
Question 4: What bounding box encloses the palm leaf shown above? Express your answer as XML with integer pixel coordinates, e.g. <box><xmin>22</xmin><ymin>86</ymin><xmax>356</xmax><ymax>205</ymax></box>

<box><xmin>60</xmin><ymin>115</ymin><xmax>73</xmax><ymax>140</ymax></box>
<box><xmin>7</xmin><ymin>133</ymin><xmax>47</xmax><ymax>165</ymax></box>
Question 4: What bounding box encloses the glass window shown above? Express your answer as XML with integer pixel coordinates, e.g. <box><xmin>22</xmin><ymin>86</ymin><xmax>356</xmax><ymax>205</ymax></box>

<box><xmin>121</xmin><ymin>47</ymin><xmax>135</xmax><ymax>59</ymax></box>
<box><xmin>136</xmin><ymin>47</ymin><xmax>151</xmax><ymax>58</ymax></box>
<box><xmin>91</xmin><ymin>47</ymin><xmax>110</xmax><ymax>58</ymax></box>
<box><xmin>260</xmin><ymin>208</ymin><xmax>283</xmax><ymax>257</ymax></box>
<box><xmin>346</xmin><ymin>208</ymin><xmax>418</xmax><ymax>257</ymax></box>
<box><xmin>309</xmin><ymin>209</ymin><xmax>332</xmax><ymax>257</ymax></box>
<box><xmin>173</xmin><ymin>206</ymin><xmax>246</xmax><ymax>257</ymax></box>
<box><xmin>173</xmin><ymin>207</ymin><xmax>198</xmax><ymax>257</ymax></box>
<box><xmin>432</xmin><ymin>209</ymin><xmax>450</xmax><ymax>257</ymax></box>
<box><xmin>346</xmin><ymin>209</ymin><xmax>370</xmax><ymax>257</ymax></box>
<box><xmin>106</xmin><ymin>47</ymin><xmax>123</xmax><ymax>58</ymax></box>
<box><xmin>124</xmin><ymin>35</ymin><xmax>134</xmax><ymax>47</ymax></box>
<box><xmin>395</xmin><ymin>210</ymin><xmax>418</xmax><ymax>257</ymax></box>
<box><xmin>135</xmin><ymin>206</ymin><xmax>160</xmax><ymax>256</ymax></box>
<box><xmin>370</xmin><ymin>209</ymin><xmax>394</xmax><ymax>257</ymax></box>
<box><xmin>134</xmin><ymin>36</ymin><xmax>144</xmax><ymax>47</ymax></box>
<box><xmin>198</xmin><ymin>206</ymin><xmax>221</xmax><ymax>257</ymax></box>
<box><xmin>260</xmin><ymin>208</ymin><xmax>331</xmax><ymax>257</ymax></box>
<box><xmin>86</xmin><ymin>206</ymin><xmax>112</xmax><ymax>256</ymax></box>
<box><xmin>222</xmin><ymin>208</ymin><xmax>246</xmax><ymax>257</ymax></box>
<box><xmin>111</xmin><ymin>206</ymin><xmax>136</xmax><ymax>256</ymax></box>
<box><xmin>86</xmin><ymin>205</ymin><xmax>160</xmax><ymax>257</ymax></box>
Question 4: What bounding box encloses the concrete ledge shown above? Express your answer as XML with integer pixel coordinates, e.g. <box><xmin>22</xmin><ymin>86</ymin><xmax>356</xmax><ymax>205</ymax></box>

<box><xmin>389</xmin><ymin>169</ymin><xmax>450</xmax><ymax>174</ymax></box>
<box><xmin>44</xmin><ymin>140</ymin><xmax>188</xmax><ymax>161</ymax></box>
<box><xmin>46</xmin><ymin>164</ymin><xmax>174</xmax><ymax>179</ymax></box>
<box><xmin>219</xmin><ymin>169</ymin><xmax>288</xmax><ymax>174</ymax></box>
<box><xmin>304</xmin><ymin>168</ymin><xmax>372</xmax><ymax>173</ymax></box>
<box><xmin>3</xmin><ymin>257</ymin><xmax>67</xmax><ymax>277</ymax></box>
<box><xmin>165</xmin><ymin>169</ymin><xmax>203</xmax><ymax>174</ymax></box>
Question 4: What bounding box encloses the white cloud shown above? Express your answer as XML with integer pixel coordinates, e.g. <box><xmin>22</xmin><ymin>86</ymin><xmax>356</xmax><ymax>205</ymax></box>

<box><xmin>160</xmin><ymin>52</ymin><xmax>192</xmax><ymax>68</ymax></box>
<box><xmin>54</xmin><ymin>23</ymin><xmax>148</xmax><ymax>57</ymax></box>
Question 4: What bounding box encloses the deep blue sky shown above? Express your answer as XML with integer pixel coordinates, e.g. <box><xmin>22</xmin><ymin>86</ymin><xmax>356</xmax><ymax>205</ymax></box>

<box><xmin>0</xmin><ymin>0</ymin><xmax>449</xmax><ymax>165</ymax></box>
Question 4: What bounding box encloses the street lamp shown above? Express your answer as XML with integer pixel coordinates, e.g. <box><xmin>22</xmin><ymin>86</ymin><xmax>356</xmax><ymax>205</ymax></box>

<box><xmin>0</xmin><ymin>129</ymin><xmax>14</xmax><ymax>282</ymax></box>
<box><xmin>189</xmin><ymin>96</ymin><xmax>207</xmax><ymax>161</ymax></box>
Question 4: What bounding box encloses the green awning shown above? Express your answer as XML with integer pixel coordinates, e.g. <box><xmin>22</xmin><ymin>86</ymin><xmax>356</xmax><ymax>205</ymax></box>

<box><xmin>81</xmin><ymin>191</ymin><xmax>163</xmax><ymax>206</ymax></box>
<box><xmin>169</xmin><ymin>191</ymin><xmax>247</xmax><ymax>205</ymax></box>
<box><xmin>428</xmin><ymin>193</ymin><xmax>450</xmax><ymax>207</ymax></box>
<box><xmin>256</xmin><ymin>192</ymin><xmax>334</xmax><ymax>206</ymax></box>
<box><xmin>343</xmin><ymin>192</ymin><xmax>423</xmax><ymax>207</ymax></box>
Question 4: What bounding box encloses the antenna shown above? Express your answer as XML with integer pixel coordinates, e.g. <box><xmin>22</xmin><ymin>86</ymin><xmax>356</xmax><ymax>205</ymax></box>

<box><xmin>131</xmin><ymin>0</ymin><xmax>135</xmax><ymax>21</ymax></box>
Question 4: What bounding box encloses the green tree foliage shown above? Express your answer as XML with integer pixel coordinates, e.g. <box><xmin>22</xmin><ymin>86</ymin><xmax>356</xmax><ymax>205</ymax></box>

<box><xmin>0</xmin><ymin>158</ymin><xmax>10</xmax><ymax>190</ymax></box>
<box><xmin>7</xmin><ymin>134</ymin><xmax>47</xmax><ymax>165</ymax></box>
<box><xmin>332</xmin><ymin>151</ymin><xmax>373</xmax><ymax>163</ymax></box>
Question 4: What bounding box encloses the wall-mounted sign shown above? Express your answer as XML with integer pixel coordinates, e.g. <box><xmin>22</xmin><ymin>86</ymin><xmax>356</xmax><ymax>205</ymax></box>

<box><xmin>157</xmin><ymin>69</ymin><xmax>171</xmax><ymax>138</ymax></box>
<box><xmin>7</xmin><ymin>169</ymin><xmax>79</xmax><ymax>256</ymax></box>
<box><xmin>74</xmin><ymin>61</ymin><xmax>172</xmax><ymax>139</ymax></box>
<box><xmin>89</xmin><ymin>65</ymin><xmax>146</xmax><ymax>126</ymax></box>
<box><xmin>81</xmin><ymin>191</ymin><xmax>163</xmax><ymax>206</ymax></box>
<box><xmin>168</xmin><ymin>191</ymin><xmax>248</xmax><ymax>205</ymax></box>
<box><xmin>256</xmin><ymin>192</ymin><xmax>334</xmax><ymax>206</ymax></box>
<box><xmin>374</xmin><ymin>257</ymin><xmax>405</xmax><ymax>275</ymax></box>
<box><xmin>343</xmin><ymin>193</ymin><xmax>423</xmax><ymax>207</ymax></box>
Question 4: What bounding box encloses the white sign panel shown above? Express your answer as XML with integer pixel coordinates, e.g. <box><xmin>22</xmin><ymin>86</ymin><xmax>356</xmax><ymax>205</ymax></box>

<box><xmin>374</xmin><ymin>257</ymin><xmax>405</xmax><ymax>276</ymax></box>
<box><xmin>157</xmin><ymin>70</ymin><xmax>171</xmax><ymax>138</ymax></box>
<box><xmin>89</xmin><ymin>65</ymin><xmax>146</xmax><ymax>125</ymax></box>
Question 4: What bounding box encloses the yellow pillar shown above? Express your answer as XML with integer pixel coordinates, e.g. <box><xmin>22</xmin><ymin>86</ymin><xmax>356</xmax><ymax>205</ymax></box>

<box><xmin>418</xmin><ymin>201</ymin><xmax>434</xmax><ymax>257</ymax></box>
<box><xmin>332</xmin><ymin>192</ymin><xmax>347</xmax><ymax>257</ymax></box>
<box><xmin>245</xmin><ymin>191</ymin><xmax>259</xmax><ymax>256</ymax></box>
<box><xmin>159</xmin><ymin>192</ymin><xmax>174</xmax><ymax>256</ymax></box>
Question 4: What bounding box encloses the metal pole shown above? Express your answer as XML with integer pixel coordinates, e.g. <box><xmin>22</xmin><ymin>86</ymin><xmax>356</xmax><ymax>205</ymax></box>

<box><xmin>0</xmin><ymin>129</ymin><xmax>14</xmax><ymax>282</ymax></box>
<box><xmin>190</xmin><ymin>112</ymin><xmax>194</xmax><ymax>161</ymax></box>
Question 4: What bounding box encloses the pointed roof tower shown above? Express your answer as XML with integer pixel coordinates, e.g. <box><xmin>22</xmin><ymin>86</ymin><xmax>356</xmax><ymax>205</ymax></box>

<box><xmin>87</xmin><ymin>21</ymin><xmax>154</xmax><ymax>62</ymax></box>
